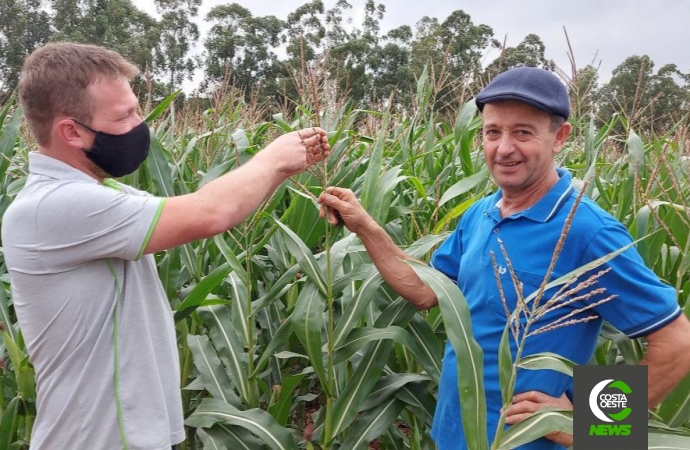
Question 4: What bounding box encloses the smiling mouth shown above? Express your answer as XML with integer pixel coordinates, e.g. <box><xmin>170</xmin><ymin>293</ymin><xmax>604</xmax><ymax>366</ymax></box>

<box><xmin>498</xmin><ymin>161</ymin><xmax>521</xmax><ymax>167</ymax></box>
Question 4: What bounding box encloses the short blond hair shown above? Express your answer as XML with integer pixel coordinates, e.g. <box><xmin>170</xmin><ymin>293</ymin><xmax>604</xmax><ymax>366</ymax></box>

<box><xmin>19</xmin><ymin>42</ymin><xmax>139</xmax><ymax>146</ymax></box>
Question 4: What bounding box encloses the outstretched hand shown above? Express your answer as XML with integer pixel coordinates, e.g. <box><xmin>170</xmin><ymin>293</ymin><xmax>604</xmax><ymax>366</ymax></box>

<box><xmin>317</xmin><ymin>187</ymin><xmax>374</xmax><ymax>235</ymax></box>
<box><xmin>504</xmin><ymin>391</ymin><xmax>573</xmax><ymax>447</ymax></box>
<box><xmin>263</xmin><ymin>127</ymin><xmax>330</xmax><ymax>177</ymax></box>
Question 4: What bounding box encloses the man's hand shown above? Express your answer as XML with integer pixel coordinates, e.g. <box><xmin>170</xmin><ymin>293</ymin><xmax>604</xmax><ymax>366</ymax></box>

<box><xmin>504</xmin><ymin>391</ymin><xmax>573</xmax><ymax>447</ymax></box>
<box><xmin>261</xmin><ymin>127</ymin><xmax>330</xmax><ymax>178</ymax></box>
<box><xmin>317</xmin><ymin>187</ymin><xmax>374</xmax><ymax>234</ymax></box>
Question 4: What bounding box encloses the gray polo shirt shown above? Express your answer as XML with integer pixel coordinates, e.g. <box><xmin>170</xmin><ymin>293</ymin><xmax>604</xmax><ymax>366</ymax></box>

<box><xmin>2</xmin><ymin>153</ymin><xmax>184</xmax><ymax>450</ymax></box>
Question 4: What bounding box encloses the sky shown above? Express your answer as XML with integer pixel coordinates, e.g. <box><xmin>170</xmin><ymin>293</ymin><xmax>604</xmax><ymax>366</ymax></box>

<box><xmin>140</xmin><ymin>0</ymin><xmax>690</xmax><ymax>92</ymax></box>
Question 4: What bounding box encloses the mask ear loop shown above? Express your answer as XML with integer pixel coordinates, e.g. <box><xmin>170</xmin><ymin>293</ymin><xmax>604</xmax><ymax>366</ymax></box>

<box><xmin>72</xmin><ymin>119</ymin><xmax>98</xmax><ymax>134</ymax></box>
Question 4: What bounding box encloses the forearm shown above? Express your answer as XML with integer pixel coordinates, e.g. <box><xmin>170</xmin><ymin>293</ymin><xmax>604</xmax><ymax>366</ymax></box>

<box><xmin>357</xmin><ymin>219</ymin><xmax>437</xmax><ymax>309</ymax></box>
<box><xmin>194</xmin><ymin>151</ymin><xmax>285</xmax><ymax>231</ymax></box>
<box><xmin>643</xmin><ymin>339</ymin><xmax>690</xmax><ymax>408</ymax></box>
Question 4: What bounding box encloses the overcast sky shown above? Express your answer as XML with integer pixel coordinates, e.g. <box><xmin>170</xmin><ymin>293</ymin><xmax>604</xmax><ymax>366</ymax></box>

<box><xmin>141</xmin><ymin>0</ymin><xmax>690</xmax><ymax>91</ymax></box>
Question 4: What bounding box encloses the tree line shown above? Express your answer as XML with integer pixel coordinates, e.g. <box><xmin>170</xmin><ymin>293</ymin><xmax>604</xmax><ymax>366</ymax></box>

<box><xmin>1</xmin><ymin>0</ymin><xmax>689</xmax><ymax>131</ymax></box>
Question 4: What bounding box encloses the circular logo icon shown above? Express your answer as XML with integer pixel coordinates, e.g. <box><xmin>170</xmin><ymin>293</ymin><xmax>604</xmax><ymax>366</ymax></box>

<box><xmin>589</xmin><ymin>379</ymin><xmax>632</xmax><ymax>423</ymax></box>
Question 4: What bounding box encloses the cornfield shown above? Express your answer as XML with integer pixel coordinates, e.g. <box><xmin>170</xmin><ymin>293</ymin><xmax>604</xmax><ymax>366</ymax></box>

<box><xmin>0</xmin><ymin>70</ymin><xmax>689</xmax><ymax>450</ymax></box>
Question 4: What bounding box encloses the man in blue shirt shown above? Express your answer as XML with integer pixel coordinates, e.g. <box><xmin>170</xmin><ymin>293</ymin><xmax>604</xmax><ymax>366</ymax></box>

<box><xmin>317</xmin><ymin>66</ymin><xmax>690</xmax><ymax>449</ymax></box>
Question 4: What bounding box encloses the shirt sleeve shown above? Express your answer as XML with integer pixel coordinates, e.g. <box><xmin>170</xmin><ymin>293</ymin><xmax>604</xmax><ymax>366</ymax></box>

<box><xmin>583</xmin><ymin>222</ymin><xmax>680</xmax><ymax>338</ymax></box>
<box><xmin>430</xmin><ymin>226</ymin><xmax>463</xmax><ymax>283</ymax></box>
<box><xmin>35</xmin><ymin>181</ymin><xmax>164</xmax><ymax>271</ymax></box>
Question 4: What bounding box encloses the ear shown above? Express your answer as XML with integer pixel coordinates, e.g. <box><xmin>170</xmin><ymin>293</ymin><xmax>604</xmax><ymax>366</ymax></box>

<box><xmin>55</xmin><ymin>118</ymin><xmax>92</xmax><ymax>150</ymax></box>
<box><xmin>552</xmin><ymin>121</ymin><xmax>572</xmax><ymax>154</ymax></box>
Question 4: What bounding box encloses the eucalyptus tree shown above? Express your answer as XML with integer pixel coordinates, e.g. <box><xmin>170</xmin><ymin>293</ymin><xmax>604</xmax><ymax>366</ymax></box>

<box><xmin>154</xmin><ymin>0</ymin><xmax>201</xmax><ymax>94</ymax></box>
<box><xmin>369</xmin><ymin>25</ymin><xmax>415</xmax><ymax>105</ymax></box>
<box><xmin>409</xmin><ymin>10</ymin><xmax>498</xmax><ymax>110</ymax></box>
<box><xmin>203</xmin><ymin>2</ymin><xmax>284</xmax><ymax>100</ymax></box>
<box><xmin>323</xmin><ymin>0</ymin><xmax>386</xmax><ymax>105</ymax></box>
<box><xmin>483</xmin><ymin>33</ymin><xmax>552</xmax><ymax>81</ymax></box>
<box><xmin>49</xmin><ymin>0</ymin><xmax>160</xmax><ymax>99</ymax></box>
<box><xmin>597</xmin><ymin>55</ymin><xmax>687</xmax><ymax>132</ymax></box>
<box><xmin>0</xmin><ymin>0</ymin><xmax>51</xmax><ymax>95</ymax></box>
<box><xmin>285</xmin><ymin>0</ymin><xmax>325</xmax><ymax>65</ymax></box>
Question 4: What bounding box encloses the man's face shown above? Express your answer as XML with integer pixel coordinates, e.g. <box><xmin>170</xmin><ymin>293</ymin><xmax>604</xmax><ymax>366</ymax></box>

<box><xmin>84</xmin><ymin>76</ymin><xmax>142</xmax><ymax>137</ymax></box>
<box><xmin>482</xmin><ymin>100</ymin><xmax>570</xmax><ymax>196</ymax></box>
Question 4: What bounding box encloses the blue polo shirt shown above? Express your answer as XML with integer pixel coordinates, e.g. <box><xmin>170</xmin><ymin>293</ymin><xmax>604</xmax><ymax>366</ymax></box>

<box><xmin>429</xmin><ymin>169</ymin><xmax>680</xmax><ymax>449</ymax></box>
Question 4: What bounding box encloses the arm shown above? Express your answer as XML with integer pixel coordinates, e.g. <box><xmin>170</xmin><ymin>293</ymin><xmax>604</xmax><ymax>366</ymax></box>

<box><xmin>502</xmin><ymin>315</ymin><xmax>690</xmax><ymax>447</ymax></box>
<box><xmin>642</xmin><ymin>314</ymin><xmax>690</xmax><ymax>408</ymax></box>
<box><xmin>144</xmin><ymin>128</ymin><xmax>329</xmax><ymax>254</ymax></box>
<box><xmin>317</xmin><ymin>187</ymin><xmax>437</xmax><ymax>309</ymax></box>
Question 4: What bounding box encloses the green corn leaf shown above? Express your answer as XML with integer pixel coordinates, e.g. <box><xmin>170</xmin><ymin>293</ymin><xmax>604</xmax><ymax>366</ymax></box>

<box><xmin>329</xmin><ymin>299</ymin><xmax>417</xmax><ymax>440</ymax></box>
<box><xmin>0</xmin><ymin>286</ymin><xmax>16</xmax><ymax>341</ymax></box>
<box><xmin>198</xmin><ymin>305</ymin><xmax>251</xmax><ymax>405</ymax></box>
<box><xmin>648</xmin><ymin>429</ymin><xmax>690</xmax><ymax>448</ymax></box>
<box><xmin>226</xmin><ymin>272</ymin><xmax>250</xmax><ymax>346</ymax></box>
<box><xmin>252</xmin><ymin>315</ymin><xmax>294</xmax><ymax>377</ymax></box>
<box><xmin>408</xmin><ymin>261</ymin><xmax>488</xmax><ymax>450</ymax></box>
<box><xmin>180</xmin><ymin>241</ymin><xmax>201</xmax><ymax>281</ymax></box>
<box><xmin>627</xmin><ymin>131</ymin><xmax>645</xmax><ymax>177</ymax></box>
<box><xmin>273</xmin><ymin>218</ymin><xmax>328</xmax><ymax>297</ymax></box>
<box><xmin>518</xmin><ymin>352</ymin><xmax>576</xmax><ymax>377</ymax></box>
<box><xmin>361</xmin><ymin>374</ymin><xmax>431</xmax><ymax>410</ymax></box>
<box><xmin>174</xmin><ymin>262</ymin><xmax>232</xmax><ymax>322</ymax></box>
<box><xmin>267</xmin><ymin>373</ymin><xmax>305</xmax><ymax>427</ymax></box>
<box><xmin>498</xmin><ymin>325</ymin><xmax>513</xmax><ymax>406</ymax></box>
<box><xmin>331</xmin><ymin>265</ymin><xmax>372</xmax><ymax>296</ymax></box>
<box><xmin>283</xmin><ymin>190</ymin><xmax>325</xmax><ymax>249</ymax></box>
<box><xmin>332</xmin><ymin>268</ymin><xmax>384</xmax><ymax>347</ymax></box>
<box><xmin>195</xmin><ymin>427</ymin><xmax>232</xmax><ymax>450</ymax></box>
<box><xmin>439</xmin><ymin>166</ymin><xmax>490</xmax><ymax>207</ymax></box>
<box><xmin>495</xmin><ymin>409</ymin><xmax>572</xmax><ymax>449</ymax></box>
<box><xmin>146</xmin><ymin>132</ymin><xmax>175</xmax><ymax>197</ymax></box>
<box><xmin>330</xmin><ymin>326</ymin><xmax>421</xmax><ymax>365</ymax></box>
<box><xmin>368</xmin><ymin>166</ymin><xmax>408</xmax><ymax>227</ymax></box>
<box><xmin>407</xmin><ymin>314</ymin><xmax>442</xmax><ymax>382</ymax></box>
<box><xmin>599</xmin><ymin>322</ymin><xmax>644</xmax><ymax>364</ymax></box>
<box><xmin>393</xmin><ymin>379</ymin><xmax>436</xmax><ymax>426</ymax></box>
<box><xmin>251</xmin><ymin>265</ymin><xmax>300</xmax><ymax>314</ymax></box>
<box><xmin>435</xmin><ymin>194</ymin><xmax>483</xmax><ymax>234</ymax></box>
<box><xmin>658</xmin><ymin>372</ymin><xmax>690</xmax><ymax>428</ymax></box>
<box><xmin>145</xmin><ymin>91</ymin><xmax>180</xmax><ymax>122</ymax></box>
<box><xmin>339</xmin><ymin>398</ymin><xmax>405</xmax><ymax>449</ymax></box>
<box><xmin>0</xmin><ymin>396</ymin><xmax>20</xmax><ymax>449</ymax></box>
<box><xmin>186</xmin><ymin>398</ymin><xmax>298</xmax><ymax>450</ymax></box>
<box><xmin>0</xmin><ymin>106</ymin><xmax>22</xmax><ymax>178</ymax></box>
<box><xmin>158</xmin><ymin>248</ymin><xmax>182</xmax><ymax>302</ymax></box>
<box><xmin>290</xmin><ymin>283</ymin><xmax>328</xmax><ymax>395</ymax></box>
<box><xmin>360</xmin><ymin>112</ymin><xmax>390</xmax><ymax>221</ymax></box>
<box><xmin>405</xmin><ymin>234</ymin><xmax>450</xmax><ymax>259</ymax></box>
<box><xmin>213</xmin><ymin>235</ymin><xmax>248</xmax><ymax>285</ymax></box>
<box><xmin>454</xmin><ymin>99</ymin><xmax>479</xmax><ymax>147</ymax></box>
<box><xmin>187</xmin><ymin>334</ymin><xmax>242</xmax><ymax>408</ymax></box>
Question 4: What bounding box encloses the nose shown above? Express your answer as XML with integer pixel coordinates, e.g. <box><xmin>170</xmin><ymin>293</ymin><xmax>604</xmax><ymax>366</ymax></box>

<box><xmin>496</xmin><ymin>133</ymin><xmax>514</xmax><ymax>156</ymax></box>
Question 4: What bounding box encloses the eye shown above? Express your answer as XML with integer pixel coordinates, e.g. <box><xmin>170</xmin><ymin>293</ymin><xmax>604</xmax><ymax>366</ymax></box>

<box><xmin>483</xmin><ymin>129</ymin><xmax>500</xmax><ymax>138</ymax></box>
<box><xmin>514</xmin><ymin>129</ymin><xmax>533</xmax><ymax>139</ymax></box>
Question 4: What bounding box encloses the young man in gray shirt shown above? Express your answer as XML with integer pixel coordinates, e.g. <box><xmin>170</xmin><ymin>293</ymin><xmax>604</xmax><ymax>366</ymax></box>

<box><xmin>2</xmin><ymin>42</ymin><xmax>329</xmax><ymax>450</ymax></box>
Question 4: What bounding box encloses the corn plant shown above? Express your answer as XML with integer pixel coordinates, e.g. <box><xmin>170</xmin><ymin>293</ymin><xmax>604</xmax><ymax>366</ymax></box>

<box><xmin>0</xmin><ymin>70</ymin><xmax>689</xmax><ymax>449</ymax></box>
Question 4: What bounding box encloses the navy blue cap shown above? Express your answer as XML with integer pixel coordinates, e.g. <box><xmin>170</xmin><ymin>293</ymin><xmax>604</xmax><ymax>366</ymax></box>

<box><xmin>475</xmin><ymin>66</ymin><xmax>570</xmax><ymax>120</ymax></box>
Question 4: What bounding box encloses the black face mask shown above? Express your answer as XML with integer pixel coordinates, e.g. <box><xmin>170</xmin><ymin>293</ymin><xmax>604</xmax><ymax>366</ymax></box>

<box><xmin>74</xmin><ymin>119</ymin><xmax>150</xmax><ymax>177</ymax></box>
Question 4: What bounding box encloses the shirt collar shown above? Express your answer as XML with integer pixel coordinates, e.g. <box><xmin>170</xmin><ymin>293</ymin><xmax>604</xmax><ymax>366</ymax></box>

<box><xmin>28</xmin><ymin>152</ymin><xmax>100</xmax><ymax>184</ymax></box>
<box><xmin>489</xmin><ymin>168</ymin><xmax>575</xmax><ymax>223</ymax></box>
